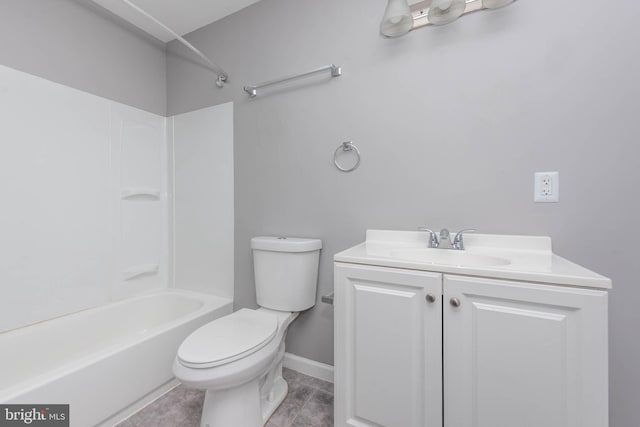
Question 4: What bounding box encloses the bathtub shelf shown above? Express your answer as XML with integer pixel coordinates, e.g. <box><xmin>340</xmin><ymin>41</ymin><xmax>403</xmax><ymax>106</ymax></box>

<box><xmin>121</xmin><ymin>188</ymin><xmax>161</xmax><ymax>200</ymax></box>
<box><xmin>123</xmin><ymin>264</ymin><xmax>159</xmax><ymax>281</ymax></box>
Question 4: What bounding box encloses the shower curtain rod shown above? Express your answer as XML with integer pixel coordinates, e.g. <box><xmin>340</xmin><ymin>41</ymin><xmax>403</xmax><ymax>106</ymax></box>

<box><xmin>119</xmin><ymin>0</ymin><xmax>229</xmax><ymax>88</ymax></box>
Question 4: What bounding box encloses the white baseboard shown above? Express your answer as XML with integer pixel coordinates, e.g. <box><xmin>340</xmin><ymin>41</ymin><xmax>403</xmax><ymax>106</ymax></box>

<box><xmin>283</xmin><ymin>352</ymin><xmax>334</xmax><ymax>383</ymax></box>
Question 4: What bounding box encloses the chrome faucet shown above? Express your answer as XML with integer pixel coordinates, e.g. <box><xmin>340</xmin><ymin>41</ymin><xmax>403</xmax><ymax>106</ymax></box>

<box><xmin>418</xmin><ymin>227</ymin><xmax>476</xmax><ymax>250</ymax></box>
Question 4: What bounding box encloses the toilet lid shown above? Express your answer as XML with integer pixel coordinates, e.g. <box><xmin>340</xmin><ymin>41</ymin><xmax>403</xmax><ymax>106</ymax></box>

<box><xmin>177</xmin><ymin>309</ymin><xmax>278</xmax><ymax>369</ymax></box>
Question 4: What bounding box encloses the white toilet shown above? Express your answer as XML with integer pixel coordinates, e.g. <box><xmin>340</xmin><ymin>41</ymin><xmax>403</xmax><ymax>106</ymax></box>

<box><xmin>173</xmin><ymin>236</ymin><xmax>322</xmax><ymax>427</ymax></box>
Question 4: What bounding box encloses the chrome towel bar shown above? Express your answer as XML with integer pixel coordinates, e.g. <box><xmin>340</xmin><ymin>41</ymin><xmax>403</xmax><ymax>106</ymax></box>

<box><xmin>244</xmin><ymin>64</ymin><xmax>342</xmax><ymax>97</ymax></box>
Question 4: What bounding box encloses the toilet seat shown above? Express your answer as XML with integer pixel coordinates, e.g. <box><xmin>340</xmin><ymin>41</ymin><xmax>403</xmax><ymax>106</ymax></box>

<box><xmin>177</xmin><ymin>309</ymin><xmax>278</xmax><ymax>369</ymax></box>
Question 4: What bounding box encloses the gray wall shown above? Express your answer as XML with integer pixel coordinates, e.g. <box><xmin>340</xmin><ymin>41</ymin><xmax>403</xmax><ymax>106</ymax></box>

<box><xmin>0</xmin><ymin>0</ymin><xmax>167</xmax><ymax>115</ymax></box>
<box><xmin>168</xmin><ymin>0</ymin><xmax>640</xmax><ymax>425</ymax></box>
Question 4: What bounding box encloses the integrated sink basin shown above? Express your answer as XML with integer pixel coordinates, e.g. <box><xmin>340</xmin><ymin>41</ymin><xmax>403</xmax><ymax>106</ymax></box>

<box><xmin>390</xmin><ymin>248</ymin><xmax>511</xmax><ymax>267</ymax></box>
<box><xmin>334</xmin><ymin>230</ymin><xmax>613</xmax><ymax>289</ymax></box>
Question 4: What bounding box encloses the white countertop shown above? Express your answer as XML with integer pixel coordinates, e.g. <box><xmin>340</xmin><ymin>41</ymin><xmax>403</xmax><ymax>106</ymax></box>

<box><xmin>333</xmin><ymin>230</ymin><xmax>612</xmax><ymax>289</ymax></box>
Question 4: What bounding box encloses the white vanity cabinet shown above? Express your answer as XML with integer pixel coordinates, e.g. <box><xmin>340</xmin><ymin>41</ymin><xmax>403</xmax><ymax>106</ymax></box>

<box><xmin>334</xmin><ymin>266</ymin><xmax>608</xmax><ymax>427</ymax></box>
<box><xmin>333</xmin><ymin>230</ymin><xmax>611</xmax><ymax>427</ymax></box>
<box><xmin>334</xmin><ymin>263</ymin><xmax>443</xmax><ymax>427</ymax></box>
<box><xmin>444</xmin><ymin>275</ymin><xmax>608</xmax><ymax>427</ymax></box>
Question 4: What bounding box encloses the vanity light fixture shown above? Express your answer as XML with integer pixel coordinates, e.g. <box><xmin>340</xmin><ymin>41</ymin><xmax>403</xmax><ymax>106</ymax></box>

<box><xmin>380</xmin><ymin>0</ymin><xmax>516</xmax><ymax>38</ymax></box>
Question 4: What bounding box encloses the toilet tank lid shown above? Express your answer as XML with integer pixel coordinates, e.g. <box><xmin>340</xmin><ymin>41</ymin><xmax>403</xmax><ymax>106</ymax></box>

<box><xmin>251</xmin><ymin>236</ymin><xmax>322</xmax><ymax>252</ymax></box>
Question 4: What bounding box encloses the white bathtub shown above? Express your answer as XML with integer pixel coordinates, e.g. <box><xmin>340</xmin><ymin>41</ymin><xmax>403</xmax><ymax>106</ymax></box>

<box><xmin>0</xmin><ymin>289</ymin><xmax>232</xmax><ymax>427</ymax></box>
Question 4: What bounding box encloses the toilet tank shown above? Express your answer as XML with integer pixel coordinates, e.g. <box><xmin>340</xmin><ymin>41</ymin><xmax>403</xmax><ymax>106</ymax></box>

<box><xmin>251</xmin><ymin>236</ymin><xmax>322</xmax><ymax>312</ymax></box>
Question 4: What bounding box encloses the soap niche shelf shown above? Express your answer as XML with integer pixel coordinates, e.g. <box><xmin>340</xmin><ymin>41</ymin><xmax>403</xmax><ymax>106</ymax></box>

<box><xmin>123</xmin><ymin>264</ymin><xmax>159</xmax><ymax>281</ymax></box>
<box><xmin>121</xmin><ymin>188</ymin><xmax>161</xmax><ymax>200</ymax></box>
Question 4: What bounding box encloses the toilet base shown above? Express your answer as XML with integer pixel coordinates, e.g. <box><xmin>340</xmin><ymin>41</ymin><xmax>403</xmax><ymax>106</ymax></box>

<box><xmin>201</xmin><ymin>379</ymin><xmax>261</xmax><ymax>427</ymax></box>
<box><xmin>261</xmin><ymin>376</ymin><xmax>288</xmax><ymax>422</ymax></box>
<box><xmin>200</xmin><ymin>371</ymin><xmax>288</xmax><ymax>427</ymax></box>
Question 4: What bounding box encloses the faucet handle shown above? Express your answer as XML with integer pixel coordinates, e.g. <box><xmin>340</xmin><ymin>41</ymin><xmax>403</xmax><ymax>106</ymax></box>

<box><xmin>417</xmin><ymin>227</ymin><xmax>439</xmax><ymax>248</ymax></box>
<box><xmin>453</xmin><ymin>229</ymin><xmax>476</xmax><ymax>250</ymax></box>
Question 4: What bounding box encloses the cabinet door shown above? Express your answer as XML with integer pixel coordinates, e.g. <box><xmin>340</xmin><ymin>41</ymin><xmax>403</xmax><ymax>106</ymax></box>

<box><xmin>334</xmin><ymin>263</ymin><xmax>443</xmax><ymax>427</ymax></box>
<box><xmin>444</xmin><ymin>275</ymin><xmax>608</xmax><ymax>427</ymax></box>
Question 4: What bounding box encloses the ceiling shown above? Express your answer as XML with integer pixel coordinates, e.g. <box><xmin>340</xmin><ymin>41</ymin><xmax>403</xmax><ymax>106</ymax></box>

<box><xmin>92</xmin><ymin>0</ymin><xmax>264</xmax><ymax>43</ymax></box>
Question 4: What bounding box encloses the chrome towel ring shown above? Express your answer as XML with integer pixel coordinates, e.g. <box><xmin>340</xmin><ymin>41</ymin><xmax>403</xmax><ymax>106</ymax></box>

<box><xmin>334</xmin><ymin>141</ymin><xmax>361</xmax><ymax>172</ymax></box>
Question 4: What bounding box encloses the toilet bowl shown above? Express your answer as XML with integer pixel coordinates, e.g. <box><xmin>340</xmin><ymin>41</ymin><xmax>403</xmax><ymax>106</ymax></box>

<box><xmin>174</xmin><ymin>308</ymin><xmax>297</xmax><ymax>427</ymax></box>
<box><xmin>173</xmin><ymin>236</ymin><xmax>321</xmax><ymax>427</ymax></box>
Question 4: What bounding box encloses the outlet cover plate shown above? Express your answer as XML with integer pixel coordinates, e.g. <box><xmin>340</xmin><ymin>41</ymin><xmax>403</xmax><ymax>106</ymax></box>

<box><xmin>534</xmin><ymin>171</ymin><xmax>559</xmax><ymax>203</ymax></box>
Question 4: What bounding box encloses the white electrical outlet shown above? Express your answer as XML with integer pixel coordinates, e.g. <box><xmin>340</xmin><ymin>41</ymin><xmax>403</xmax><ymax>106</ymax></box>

<box><xmin>534</xmin><ymin>171</ymin><xmax>559</xmax><ymax>203</ymax></box>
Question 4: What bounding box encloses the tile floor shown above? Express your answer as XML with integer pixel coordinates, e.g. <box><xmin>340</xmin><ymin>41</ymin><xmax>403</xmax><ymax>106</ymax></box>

<box><xmin>115</xmin><ymin>368</ymin><xmax>333</xmax><ymax>427</ymax></box>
